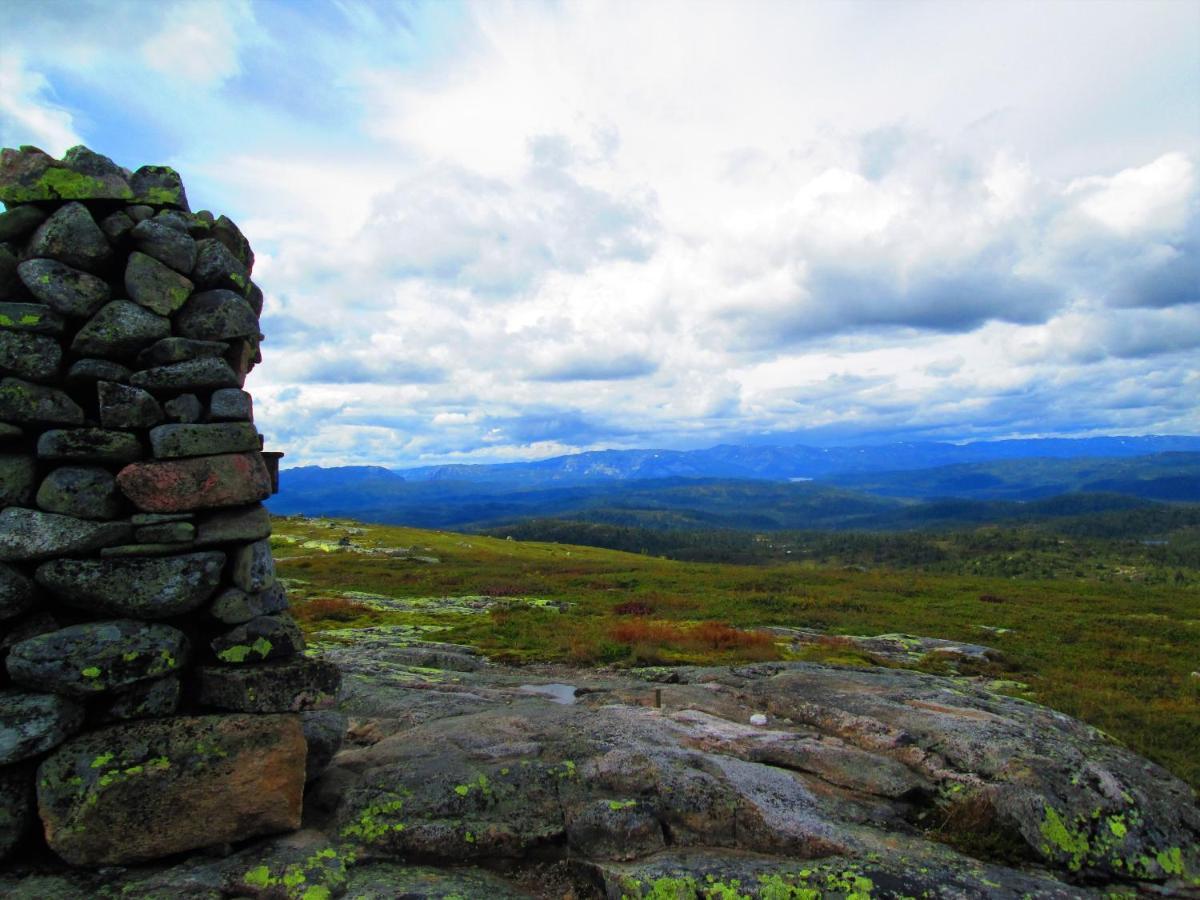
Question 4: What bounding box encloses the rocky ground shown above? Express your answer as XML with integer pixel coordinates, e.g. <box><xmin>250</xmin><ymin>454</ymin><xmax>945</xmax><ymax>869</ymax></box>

<box><xmin>2</xmin><ymin>624</ymin><xmax>1198</xmax><ymax>899</ymax></box>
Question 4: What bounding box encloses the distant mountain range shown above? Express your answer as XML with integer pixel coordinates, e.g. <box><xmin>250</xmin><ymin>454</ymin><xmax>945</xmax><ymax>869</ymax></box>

<box><xmin>269</xmin><ymin>436</ymin><xmax>1200</xmax><ymax>532</ymax></box>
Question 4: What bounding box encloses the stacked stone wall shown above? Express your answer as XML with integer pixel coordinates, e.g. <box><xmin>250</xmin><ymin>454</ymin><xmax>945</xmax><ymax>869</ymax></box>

<box><xmin>0</xmin><ymin>146</ymin><xmax>342</xmax><ymax>865</ymax></box>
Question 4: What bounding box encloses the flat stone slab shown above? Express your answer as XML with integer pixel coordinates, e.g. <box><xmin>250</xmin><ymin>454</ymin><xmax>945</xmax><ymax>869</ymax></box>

<box><xmin>128</xmin><ymin>357</ymin><xmax>240</xmax><ymax>392</ymax></box>
<box><xmin>0</xmin><ymin>302</ymin><xmax>64</xmax><ymax>335</ymax></box>
<box><xmin>37</xmin><ymin>428</ymin><xmax>142</xmax><ymax>464</ymax></box>
<box><xmin>149</xmin><ymin>422</ymin><xmax>260</xmax><ymax>459</ymax></box>
<box><xmin>35</xmin><ymin>552</ymin><xmax>225</xmax><ymax>619</ymax></box>
<box><xmin>0</xmin><ymin>508</ymin><xmax>131</xmax><ymax>561</ymax></box>
<box><xmin>37</xmin><ymin>714</ymin><xmax>304</xmax><ymax>865</ymax></box>
<box><xmin>6</xmin><ymin>619</ymin><xmax>188</xmax><ymax>696</ymax></box>
<box><xmin>0</xmin><ymin>146</ymin><xmax>133</xmax><ymax>204</ymax></box>
<box><xmin>117</xmin><ymin>452</ymin><xmax>272</xmax><ymax>512</ymax></box>
<box><xmin>0</xmin><ymin>690</ymin><xmax>84</xmax><ymax>765</ymax></box>
<box><xmin>194</xmin><ymin>503</ymin><xmax>271</xmax><ymax>544</ymax></box>
<box><xmin>193</xmin><ymin>657</ymin><xmax>340</xmax><ymax>712</ymax></box>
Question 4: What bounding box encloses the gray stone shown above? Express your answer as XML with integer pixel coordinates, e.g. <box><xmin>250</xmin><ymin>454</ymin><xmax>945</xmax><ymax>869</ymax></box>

<box><xmin>66</xmin><ymin>358</ymin><xmax>131</xmax><ymax>385</ymax></box>
<box><xmin>174</xmin><ymin>289</ymin><xmax>258</xmax><ymax>341</ymax></box>
<box><xmin>99</xmin><ymin>210</ymin><xmax>135</xmax><ymax>244</ymax></box>
<box><xmin>211</xmin><ymin>614</ymin><xmax>304</xmax><ymax>665</ymax></box>
<box><xmin>36</xmin><ymin>714</ymin><xmax>304</xmax><ymax>866</ymax></box>
<box><xmin>16</xmin><ymin>258</ymin><xmax>111</xmax><ymax>318</ymax></box>
<box><xmin>124</xmin><ymin>250</ymin><xmax>194</xmax><ymax>316</ymax></box>
<box><xmin>209</xmin><ymin>581</ymin><xmax>288</xmax><ymax>625</ymax></box>
<box><xmin>0</xmin><ymin>377</ymin><xmax>83</xmax><ymax>425</ymax></box>
<box><xmin>71</xmin><ymin>300</ymin><xmax>171</xmax><ymax>358</ymax></box>
<box><xmin>0</xmin><ymin>301</ymin><xmax>64</xmax><ymax>334</ymax></box>
<box><xmin>98</xmin><ymin>381</ymin><xmax>163</xmax><ymax>429</ymax></box>
<box><xmin>0</xmin><ymin>508</ymin><xmax>131</xmax><ymax>561</ymax></box>
<box><xmin>59</xmin><ymin>146</ymin><xmax>132</xmax><ymax>195</ymax></box>
<box><xmin>229</xmin><ymin>537</ymin><xmax>275</xmax><ymax>592</ymax></box>
<box><xmin>149</xmin><ymin>422</ymin><xmax>259</xmax><ymax>459</ymax></box>
<box><xmin>35</xmin><ymin>552</ymin><xmax>224</xmax><ymax>619</ymax></box>
<box><xmin>0</xmin><ymin>762</ymin><xmax>34</xmax><ymax>860</ymax></box>
<box><xmin>163</xmin><ymin>393</ymin><xmax>203</xmax><ymax>423</ymax></box>
<box><xmin>99</xmin><ymin>544</ymin><xmax>196</xmax><ymax>558</ymax></box>
<box><xmin>130</xmin><ymin>164</ymin><xmax>189</xmax><ymax>209</ymax></box>
<box><xmin>93</xmin><ymin>676</ymin><xmax>181</xmax><ymax>724</ymax></box>
<box><xmin>194</xmin><ymin>503</ymin><xmax>271</xmax><ymax>544</ymax></box>
<box><xmin>115</xmin><ymin>452</ymin><xmax>272</xmax><ymax>512</ymax></box>
<box><xmin>209</xmin><ymin>387</ymin><xmax>253</xmax><ymax>421</ymax></box>
<box><xmin>137</xmin><ymin>336</ymin><xmax>227</xmax><ymax>367</ymax></box>
<box><xmin>0</xmin><ymin>146</ymin><xmax>129</xmax><ymax>204</ymax></box>
<box><xmin>129</xmin><ymin>357</ymin><xmax>239</xmax><ymax>392</ymax></box>
<box><xmin>157</xmin><ymin>209</ymin><xmax>195</xmax><ymax>233</ymax></box>
<box><xmin>133</xmin><ymin>521</ymin><xmax>194</xmax><ymax>543</ymax></box>
<box><xmin>36</xmin><ymin>466</ymin><xmax>123</xmax><ymax>520</ymax></box>
<box><xmin>0</xmin><ymin>454</ymin><xmax>36</xmax><ymax>507</ymax></box>
<box><xmin>25</xmin><ymin>202</ymin><xmax>112</xmax><ymax>272</ymax></box>
<box><xmin>6</xmin><ymin>619</ymin><xmax>187</xmax><ymax>695</ymax></box>
<box><xmin>301</xmin><ymin>709</ymin><xmax>346</xmax><ymax>782</ymax></box>
<box><xmin>125</xmin><ymin>204</ymin><xmax>154</xmax><ymax>222</ymax></box>
<box><xmin>0</xmin><ymin>690</ymin><xmax>85</xmax><ymax>765</ymax></box>
<box><xmin>0</xmin><ymin>563</ymin><xmax>35</xmax><ymax>621</ymax></box>
<box><xmin>0</xmin><ymin>206</ymin><xmax>47</xmax><ymax>243</ymax></box>
<box><xmin>191</xmin><ymin>238</ymin><xmax>250</xmax><ymax>293</ymax></box>
<box><xmin>131</xmin><ymin>512</ymin><xmax>193</xmax><ymax>525</ymax></box>
<box><xmin>211</xmin><ymin>215</ymin><xmax>254</xmax><ymax>270</ymax></box>
<box><xmin>244</xmin><ymin>280</ymin><xmax>264</xmax><ymax>316</ymax></box>
<box><xmin>193</xmin><ymin>657</ymin><xmax>340</xmax><ymax>712</ymax></box>
<box><xmin>0</xmin><ymin>330</ymin><xmax>60</xmax><ymax>380</ymax></box>
<box><xmin>130</xmin><ymin>219</ymin><xmax>197</xmax><ymax>274</ymax></box>
<box><xmin>37</xmin><ymin>428</ymin><xmax>142</xmax><ymax>463</ymax></box>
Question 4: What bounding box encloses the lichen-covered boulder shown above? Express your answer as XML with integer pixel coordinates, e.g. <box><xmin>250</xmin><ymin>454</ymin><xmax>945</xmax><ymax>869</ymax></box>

<box><xmin>15</xmin><ymin>259</ymin><xmax>110</xmax><ymax>318</ymax></box>
<box><xmin>130</xmin><ymin>220</ymin><xmax>196</xmax><ymax>275</ymax></box>
<box><xmin>0</xmin><ymin>146</ymin><xmax>132</xmax><ymax>204</ymax></box>
<box><xmin>190</xmin><ymin>239</ymin><xmax>250</xmax><ymax>294</ymax></box>
<box><xmin>129</xmin><ymin>164</ymin><xmax>188</xmax><ymax>209</ymax></box>
<box><xmin>149</xmin><ymin>422</ymin><xmax>259</xmax><ymax>459</ymax></box>
<box><xmin>36</xmin><ymin>466</ymin><xmax>123</xmax><ymax>519</ymax></box>
<box><xmin>5</xmin><ymin>620</ymin><xmax>187</xmax><ymax>695</ymax></box>
<box><xmin>35</xmin><ymin>552</ymin><xmax>225</xmax><ymax>619</ymax></box>
<box><xmin>70</xmin><ymin>300</ymin><xmax>170</xmax><ymax>358</ymax></box>
<box><xmin>0</xmin><ymin>206</ymin><xmax>47</xmax><ymax>243</ymax></box>
<box><xmin>137</xmin><ymin>336</ymin><xmax>227</xmax><ymax>367</ymax></box>
<box><xmin>301</xmin><ymin>710</ymin><xmax>347</xmax><ymax>783</ymax></box>
<box><xmin>193</xmin><ymin>657</ymin><xmax>340</xmax><ymax>712</ymax></box>
<box><xmin>174</xmin><ymin>289</ymin><xmax>258</xmax><ymax>341</ymax></box>
<box><xmin>229</xmin><ymin>537</ymin><xmax>275</xmax><ymax>592</ymax></box>
<box><xmin>194</xmin><ymin>503</ymin><xmax>271</xmax><ymax>544</ymax></box>
<box><xmin>97</xmin><ymin>381</ymin><xmax>163</xmax><ymax>429</ymax></box>
<box><xmin>0</xmin><ymin>301</ymin><xmax>64</xmax><ymax>335</ymax></box>
<box><xmin>0</xmin><ymin>330</ymin><xmax>62</xmax><ymax>381</ymax></box>
<box><xmin>124</xmin><ymin>251</ymin><xmax>194</xmax><ymax>316</ymax></box>
<box><xmin>0</xmin><ymin>508</ymin><xmax>131</xmax><ymax>561</ymax></box>
<box><xmin>24</xmin><ymin>203</ymin><xmax>112</xmax><ymax>272</ymax></box>
<box><xmin>208</xmin><ymin>387</ymin><xmax>253</xmax><ymax>421</ymax></box>
<box><xmin>128</xmin><ymin>357</ymin><xmax>240</xmax><ymax>392</ymax></box>
<box><xmin>116</xmin><ymin>452</ymin><xmax>272</xmax><ymax>512</ymax></box>
<box><xmin>209</xmin><ymin>582</ymin><xmax>288</xmax><ymax>625</ymax></box>
<box><xmin>37</xmin><ymin>714</ymin><xmax>304</xmax><ymax>865</ymax></box>
<box><xmin>37</xmin><ymin>428</ymin><xmax>142</xmax><ymax>464</ymax></box>
<box><xmin>0</xmin><ymin>690</ymin><xmax>85</xmax><ymax>765</ymax></box>
<box><xmin>66</xmin><ymin>358</ymin><xmax>130</xmax><ymax>385</ymax></box>
<box><xmin>0</xmin><ymin>377</ymin><xmax>83</xmax><ymax>425</ymax></box>
<box><xmin>211</xmin><ymin>614</ymin><xmax>304</xmax><ymax>665</ymax></box>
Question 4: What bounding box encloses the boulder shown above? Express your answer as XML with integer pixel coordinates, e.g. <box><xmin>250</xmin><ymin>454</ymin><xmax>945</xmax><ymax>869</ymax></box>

<box><xmin>130</xmin><ymin>220</ymin><xmax>196</xmax><ymax>274</ymax></box>
<box><xmin>70</xmin><ymin>300</ymin><xmax>171</xmax><ymax>358</ymax></box>
<box><xmin>0</xmin><ymin>330</ymin><xmax>62</xmax><ymax>380</ymax></box>
<box><xmin>37</xmin><ymin>714</ymin><xmax>304</xmax><ymax>865</ymax></box>
<box><xmin>0</xmin><ymin>508</ymin><xmax>131</xmax><ymax>562</ymax></box>
<box><xmin>129</xmin><ymin>164</ymin><xmax>189</xmax><ymax>209</ymax></box>
<box><xmin>99</xmin><ymin>210</ymin><xmax>134</xmax><ymax>244</ymax></box>
<box><xmin>97</xmin><ymin>381</ymin><xmax>163</xmax><ymax>429</ymax></box>
<box><xmin>194</xmin><ymin>503</ymin><xmax>271</xmax><ymax>544</ymax></box>
<box><xmin>137</xmin><ymin>336</ymin><xmax>227</xmax><ymax>367</ymax></box>
<box><xmin>209</xmin><ymin>582</ymin><xmax>288</xmax><ymax>625</ymax></box>
<box><xmin>66</xmin><ymin>358</ymin><xmax>130</xmax><ymax>385</ymax></box>
<box><xmin>92</xmin><ymin>676</ymin><xmax>181</xmax><ymax>724</ymax></box>
<box><xmin>174</xmin><ymin>289</ymin><xmax>258</xmax><ymax>341</ymax></box>
<box><xmin>0</xmin><ymin>563</ymin><xmax>35</xmax><ymax>621</ymax></box>
<box><xmin>163</xmin><ymin>393</ymin><xmax>203</xmax><ymax>423</ymax></box>
<box><xmin>0</xmin><ymin>206</ymin><xmax>48</xmax><ymax>243</ymax></box>
<box><xmin>149</xmin><ymin>422</ymin><xmax>260</xmax><ymax>458</ymax></box>
<box><xmin>193</xmin><ymin>657</ymin><xmax>340</xmax><ymax>713</ymax></box>
<box><xmin>35</xmin><ymin>466</ymin><xmax>123</xmax><ymax>519</ymax></box>
<box><xmin>116</xmin><ymin>452</ymin><xmax>271</xmax><ymax>512</ymax></box>
<box><xmin>229</xmin><ymin>538</ymin><xmax>276</xmax><ymax>592</ymax></box>
<box><xmin>126</xmin><ymin>205</ymin><xmax>154</xmax><ymax>222</ymax></box>
<box><xmin>0</xmin><ymin>146</ymin><xmax>132</xmax><ymax>204</ymax></box>
<box><xmin>128</xmin><ymin>357</ymin><xmax>239</xmax><ymax>392</ymax></box>
<box><xmin>211</xmin><ymin>215</ymin><xmax>254</xmax><ymax>269</ymax></box>
<box><xmin>0</xmin><ymin>301</ymin><xmax>64</xmax><ymax>334</ymax></box>
<box><xmin>35</xmin><ymin>552</ymin><xmax>225</xmax><ymax>619</ymax></box>
<box><xmin>301</xmin><ymin>710</ymin><xmax>347</xmax><ymax>782</ymax></box>
<box><xmin>0</xmin><ymin>377</ymin><xmax>83</xmax><ymax>425</ymax></box>
<box><xmin>124</xmin><ymin>251</ymin><xmax>194</xmax><ymax>316</ymax></box>
<box><xmin>5</xmin><ymin>619</ymin><xmax>187</xmax><ymax>696</ymax></box>
<box><xmin>15</xmin><ymin>259</ymin><xmax>110</xmax><ymax>318</ymax></box>
<box><xmin>0</xmin><ymin>454</ymin><xmax>36</xmax><ymax>506</ymax></box>
<box><xmin>0</xmin><ymin>690</ymin><xmax>85</xmax><ymax>765</ymax></box>
<box><xmin>211</xmin><ymin>613</ymin><xmax>304</xmax><ymax>665</ymax></box>
<box><xmin>24</xmin><ymin>203</ymin><xmax>112</xmax><ymax>272</ymax></box>
<box><xmin>190</xmin><ymin>239</ymin><xmax>250</xmax><ymax>293</ymax></box>
<box><xmin>37</xmin><ymin>428</ymin><xmax>142</xmax><ymax>463</ymax></box>
<box><xmin>208</xmin><ymin>387</ymin><xmax>253</xmax><ymax>421</ymax></box>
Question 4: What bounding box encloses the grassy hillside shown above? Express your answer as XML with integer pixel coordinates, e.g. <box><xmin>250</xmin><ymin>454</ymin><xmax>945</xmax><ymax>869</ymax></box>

<box><xmin>273</xmin><ymin>516</ymin><xmax>1200</xmax><ymax>790</ymax></box>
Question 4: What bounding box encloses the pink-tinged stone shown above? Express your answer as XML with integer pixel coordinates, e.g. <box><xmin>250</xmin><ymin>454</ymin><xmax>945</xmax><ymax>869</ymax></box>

<box><xmin>116</xmin><ymin>452</ymin><xmax>271</xmax><ymax>512</ymax></box>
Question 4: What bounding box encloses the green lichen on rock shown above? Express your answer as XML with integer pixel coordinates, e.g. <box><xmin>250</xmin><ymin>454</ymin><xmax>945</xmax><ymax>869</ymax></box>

<box><xmin>339</xmin><ymin>796</ymin><xmax>408</xmax><ymax>843</ymax></box>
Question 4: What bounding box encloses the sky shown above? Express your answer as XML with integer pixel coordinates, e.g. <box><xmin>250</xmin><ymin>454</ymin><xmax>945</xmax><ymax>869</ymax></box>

<box><xmin>2</xmin><ymin>0</ymin><xmax>1198</xmax><ymax>468</ymax></box>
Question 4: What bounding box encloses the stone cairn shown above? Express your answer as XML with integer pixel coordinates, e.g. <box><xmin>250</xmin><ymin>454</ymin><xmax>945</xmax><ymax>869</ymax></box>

<box><xmin>0</xmin><ymin>146</ymin><xmax>342</xmax><ymax>866</ymax></box>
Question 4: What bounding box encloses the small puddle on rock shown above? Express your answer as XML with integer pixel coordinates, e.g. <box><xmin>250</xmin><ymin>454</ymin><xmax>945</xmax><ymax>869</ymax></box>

<box><xmin>517</xmin><ymin>683</ymin><xmax>578</xmax><ymax>704</ymax></box>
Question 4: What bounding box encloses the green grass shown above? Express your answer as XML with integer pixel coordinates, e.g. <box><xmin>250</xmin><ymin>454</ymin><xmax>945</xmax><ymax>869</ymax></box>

<box><xmin>273</xmin><ymin>516</ymin><xmax>1200</xmax><ymax>789</ymax></box>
